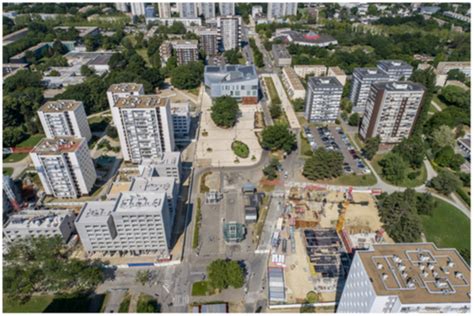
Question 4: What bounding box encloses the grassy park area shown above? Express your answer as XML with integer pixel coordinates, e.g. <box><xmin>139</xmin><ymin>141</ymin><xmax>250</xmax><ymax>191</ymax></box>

<box><xmin>420</xmin><ymin>198</ymin><xmax>470</xmax><ymax>252</ymax></box>
<box><xmin>4</xmin><ymin>134</ymin><xmax>45</xmax><ymax>163</ymax></box>
<box><xmin>371</xmin><ymin>153</ymin><xmax>427</xmax><ymax>188</ymax></box>
<box><xmin>191</xmin><ymin>281</ymin><xmax>214</xmax><ymax>296</ymax></box>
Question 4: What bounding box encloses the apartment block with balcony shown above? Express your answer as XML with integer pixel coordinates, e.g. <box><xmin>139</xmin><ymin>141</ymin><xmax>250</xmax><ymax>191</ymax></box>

<box><xmin>38</xmin><ymin>100</ymin><xmax>92</xmax><ymax>141</ymax></box>
<box><xmin>178</xmin><ymin>2</ymin><xmax>198</xmax><ymax>18</ymax></box>
<box><xmin>75</xmin><ymin>192</ymin><xmax>172</xmax><ymax>257</ymax></box>
<box><xmin>30</xmin><ymin>137</ymin><xmax>97</xmax><ymax>198</ymax></box>
<box><xmin>170</xmin><ymin>101</ymin><xmax>191</xmax><ymax>139</ymax></box>
<box><xmin>112</xmin><ymin>95</ymin><xmax>175</xmax><ymax>163</ymax></box>
<box><xmin>359</xmin><ymin>81</ymin><xmax>425</xmax><ymax>144</ymax></box>
<box><xmin>350</xmin><ymin>67</ymin><xmax>390</xmax><ymax>114</ymax></box>
<box><xmin>217</xmin><ymin>15</ymin><xmax>241</xmax><ymax>51</ymax></box>
<box><xmin>304</xmin><ymin>76</ymin><xmax>343</xmax><ymax>123</ymax></box>
<box><xmin>197</xmin><ymin>27</ymin><xmax>219</xmax><ymax>56</ymax></box>
<box><xmin>172</xmin><ymin>40</ymin><xmax>199</xmax><ymax>65</ymax></box>
<box><xmin>377</xmin><ymin>60</ymin><xmax>414</xmax><ymax>81</ymax></box>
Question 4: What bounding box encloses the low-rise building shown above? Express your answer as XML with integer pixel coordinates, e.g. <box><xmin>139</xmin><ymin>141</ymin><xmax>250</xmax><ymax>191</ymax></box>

<box><xmin>327</xmin><ymin>66</ymin><xmax>347</xmax><ymax>86</ymax></box>
<box><xmin>38</xmin><ymin>100</ymin><xmax>92</xmax><ymax>141</ymax></box>
<box><xmin>281</xmin><ymin>66</ymin><xmax>306</xmax><ymax>100</ymax></box>
<box><xmin>3</xmin><ymin>27</ymin><xmax>29</xmax><ymax>46</ymax></box>
<box><xmin>435</xmin><ymin>61</ymin><xmax>470</xmax><ymax>87</ymax></box>
<box><xmin>30</xmin><ymin>137</ymin><xmax>97</xmax><ymax>198</ymax></box>
<box><xmin>359</xmin><ymin>81</ymin><xmax>425</xmax><ymax>144</ymax></box>
<box><xmin>159</xmin><ymin>40</ymin><xmax>173</xmax><ymax>65</ymax></box>
<box><xmin>272</xmin><ymin>44</ymin><xmax>292</xmax><ymax>67</ymax></box>
<box><xmin>293</xmin><ymin>65</ymin><xmax>327</xmax><ymax>78</ymax></box>
<box><xmin>304</xmin><ymin>76</ymin><xmax>343</xmax><ymax>123</ymax></box>
<box><xmin>272</xmin><ymin>30</ymin><xmax>338</xmax><ymax>47</ymax></box>
<box><xmin>337</xmin><ymin>243</ymin><xmax>471</xmax><ymax>313</ymax></box>
<box><xmin>145</xmin><ymin>17</ymin><xmax>202</xmax><ymax>27</ymax></box>
<box><xmin>204</xmin><ymin>64</ymin><xmax>259</xmax><ymax>104</ymax></box>
<box><xmin>457</xmin><ymin>135</ymin><xmax>471</xmax><ymax>160</ymax></box>
<box><xmin>63</xmin><ymin>51</ymin><xmax>114</xmax><ymax>74</ymax></box>
<box><xmin>75</xmin><ymin>191</ymin><xmax>172</xmax><ymax>257</ymax></box>
<box><xmin>2</xmin><ymin>63</ymin><xmax>28</xmax><ymax>79</ymax></box>
<box><xmin>54</xmin><ymin>26</ymin><xmax>99</xmax><ymax>38</ymax></box>
<box><xmin>3</xmin><ymin>210</ymin><xmax>76</xmax><ymax>243</ymax></box>
<box><xmin>443</xmin><ymin>11</ymin><xmax>471</xmax><ymax>23</ymax></box>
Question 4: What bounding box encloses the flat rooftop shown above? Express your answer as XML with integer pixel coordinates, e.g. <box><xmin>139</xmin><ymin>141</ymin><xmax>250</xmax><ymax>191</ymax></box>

<box><xmin>108</xmin><ymin>83</ymin><xmax>144</xmax><ymax>93</ymax></box>
<box><xmin>130</xmin><ymin>176</ymin><xmax>175</xmax><ymax>195</ymax></box>
<box><xmin>170</xmin><ymin>102</ymin><xmax>190</xmax><ymax>114</ymax></box>
<box><xmin>309</xmin><ymin>76</ymin><xmax>343</xmax><ymax>89</ymax></box>
<box><xmin>140</xmin><ymin>151</ymin><xmax>181</xmax><ymax>166</ymax></box>
<box><xmin>115</xmin><ymin>191</ymin><xmax>167</xmax><ymax>213</ymax></box>
<box><xmin>115</xmin><ymin>95</ymin><xmax>169</xmax><ymax>109</ymax></box>
<box><xmin>172</xmin><ymin>39</ymin><xmax>198</xmax><ymax>47</ymax></box>
<box><xmin>5</xmin><ymin>210</ymin><xmax>72</xmax><ymax>230</ymax></box>
<box><xmin>76</xmin><ymin>201</ymin><xmax>117</xmax><ymax>224</ymax></box>
<box><xmin>282</xmin><ymin>67</ymin><xmax>305</xmax><ymax>91</ymax></box>
<box><xmin>358</xmin><ymin>243</ymin><xmax>471</xmax><ymax>305</ymax></box>
<box><xmin>436</xmin><ymin>61</ymin><xmax>471</xmax><ymax>74</ymax></box>
<box><xmin>373</xmin><ymin>81</ymin><xmax>425</xmax><ymax>92</ymax></box>
<box><xmin>353</xmin><ymin>67</ymin><xmax>389</xmax><ymax>78</ymax></box>
<box><xmin>328</xmin><ymin>66</ymin><xmax>345</xmax><ymax>75</ymax></box>
<box><xmin>32</xmin><ymin>136</ymin><xmax>84</xmax><ymax>155</ymax></box>
<box><xmin>378</xmin><ymin>59</ymin><xmax>413</xmax><ymax>70</ymax></box>
<box><xmin>272</xmin><ymin>44</ymin><xmax>291</xmax><ymax>59</ymax></box>
<box><xmin>54</xmin><ymin>26</ymin><xmax>98</xmax><ymax>37</ymax></box>
<box><xmin>39</xmin><ymin>100</ymin><xmax>82</xmax><ymax>113</ymax></box>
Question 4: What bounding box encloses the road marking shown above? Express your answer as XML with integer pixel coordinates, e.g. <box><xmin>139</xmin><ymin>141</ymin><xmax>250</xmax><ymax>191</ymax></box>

<box><xmin>162</xmin><ymin>284</ymin><xmax>170</xmax><ymax>294</ymax></box>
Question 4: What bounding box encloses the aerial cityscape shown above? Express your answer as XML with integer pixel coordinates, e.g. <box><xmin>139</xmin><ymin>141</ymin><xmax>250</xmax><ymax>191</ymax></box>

<box><xmin>2</xmin><ymin>1</ymin><xmax>471</xmax><ymax>313</ymax></box>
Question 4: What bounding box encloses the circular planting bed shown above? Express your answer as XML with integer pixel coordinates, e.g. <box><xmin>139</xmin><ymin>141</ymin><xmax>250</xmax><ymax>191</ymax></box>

<box><xmin>232</xmin><ymin>140</ymin><xmax>250</xmax><ymax>158</ymax></box>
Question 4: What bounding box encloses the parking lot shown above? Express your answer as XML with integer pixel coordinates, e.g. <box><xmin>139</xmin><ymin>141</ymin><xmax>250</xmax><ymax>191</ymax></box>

<box><xmin>303</xmin><ymin>126</ymin><xmax>370</xmax><ymax>175</ymax></box>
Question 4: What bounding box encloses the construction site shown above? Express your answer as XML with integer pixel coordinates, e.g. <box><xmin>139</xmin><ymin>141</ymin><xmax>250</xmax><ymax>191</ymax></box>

<box><xmin>267</xmin><ymin>184</ymin><xmax>393</xmax><ymax>305</ymax></box>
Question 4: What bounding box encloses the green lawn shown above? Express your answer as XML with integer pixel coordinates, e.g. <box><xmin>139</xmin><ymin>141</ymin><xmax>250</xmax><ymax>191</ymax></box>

<box><xmin>3</xmin><ymin>293</ymin><xmax>107</xmax><ymax>313</ymax></box>
<box><xmin>299</xmin><ymin>132</ymin><xmax>313</xmax><ymax>157</ymax></box>
<box><xmin>191</xmin><ymin>281</ymin><xmax>214</xmax><ymax>296</ymax></box>
<box><xmin>371</xmin><ymin>154</ymin><xmax>427</xmax><ymax>188</ymax></box>
<box><xmin>118</xmin><ymin>293</ymin><xmax>131</xmax><ymax>313</ymax></box>
<box><xmin>432</xmin><ymin>95</ymin><xmax>448</xmax><ymax>110</ymax></box>
<box><xmin>3</xmin><ymin>167</ymin><xmax>14</xmax><ymax>176</ymax></box>
<box><xmin>420</xmin><ymin>198</ymin><xmax>470</xmax><ymax>252</ymax></box>
<box><xmin>263</xmin><ymin>77</ymin><xmax>281</xmax><ymax>105</ymax></box>
<box><xmin>136</xmin><ymin>48</ymin><xmax>151</xmax><ymax>66</ymax></box>
<box><xmin>136</xmin><ymin>294</ymin><xmax>159</xmax><ymax>313</ymax></box>
<box><xmin>3</xmin><ymin>295</ymin><xmax>53</xmax><ymax>313</ymax></box>
<box><xmin>326</xmin><ymin>173</ymin><xmax>378</xmax><ymax>186</ymax></box>
<box><xmin>4</xmin><ymin>134</ymin><xmax>44</xmax><ymax>163</ymax></box>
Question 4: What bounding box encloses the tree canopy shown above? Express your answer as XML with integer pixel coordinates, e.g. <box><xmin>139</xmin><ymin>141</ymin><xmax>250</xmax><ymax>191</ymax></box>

<box><xmin>210</xmin><ymin>96</ymin><xmax>239</xmax><ymax>128</ymax></box>
<box><xmin>170</xmin><ymin>61</ymin><xmax>203</xmax><ymax>89</ymax></box>
<box><xmin>261</xmin><ymin>124</ymin><xmax>296</xmax><ymax>153</ymax></box>
<box><xmin>3</xmin><ymin>236</ymin><xmax>105</xmax><ymax>303</ymax></box>
<box><xmin>207</xmin><ymin>259</ymin><xmax>245</xmax><ymax>290</ymax></box>
<box><xmin>427</xmin><ymin>170</ymin><xmax>462</xmax><ymax>195</ymax></box>
<box><xmin>303</xmin><ymin>148</ymin><xmax>344</xmax><ymax>180</ymax></box>
<box><xmin>362</xmin><ymin>136</ymin><xmax>380</xmax><ymax>160</ymax></box>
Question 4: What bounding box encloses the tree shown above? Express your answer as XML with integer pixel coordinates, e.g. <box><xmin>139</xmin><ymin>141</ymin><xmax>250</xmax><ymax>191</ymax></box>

<box><xmin>447</xmin><ymin>69</ymin><xmax>467</xmax><ymax>83</ymax></box>
<box><xmin>135</xmin><ymin>270</ymin><xmax>151</xmax><ymax>286</ymax></box>
<box><xmin>48</xmin><ymin>69</ymin><xmax>60</xmax><ymax>76</ymax></box>
<box><xmin>303</xmin><ymin>148</ymin><xmax>344</xmax><ymax>180</ymax></box>
<box><xmin>3</xmin><ymin>127</ymin><xmax>27</xmax><ymax>147</ymax></box>
<box><xmin>430</xmin><ymin>125</ymin><xmax>455</xmax><ymax>151</ymax></box>
<box><xmin>210</xmin><ymin>96</ymin><xmax>239</xmax><ymax>128</ymax></box>
<box><xmin>80</xmin><ymin>65</ymin><xmax>95</xmax><ymax>77</ymax></box>
<box><xmin>269</xmin><ymin>104</ymin><xmax>282</xmax><ymax>119</ymax></box>
<box><xmin>292</xmin><ymin>98</ymin><xmax>305</xmax><ymax>112</ymax></box>
<box><xmin>416</xmin><ymin>192</ymin><xmax>437</xmax><ymax>216</ymax></box>
<box><xmin>261</xmin><ymin>124</ymin><xmax>296</xmax><ymax>153</ymax></box>
<box><xmin>439</xmin><ymin>85</ymin><xmax>470</xmax><ymax>110</ymax></box>
<box><xmin>348</xmin><ymin>112</ymin><xmax>360</xmax><ymax>126</ymax></box>
<box><xmin>377</xmin><ymin>190</ymin><xmax>423</xmax><ymax>242</ymax></box>
<box><xmin>362</xmin><ymin>136</ymin><xmax>380</xmax><ymax>160</ymax></box>
<box><xmin>170</xmin><ymin>61</ymin><xmax>203</xmax><ymax>89</ymax></box>
<box><xmin>207</xmin><ymin>259</ymin><xmax>244</xmax><ymax>290</ymax></box>
<box><xmin>392</xmin><ymin>136</ymin><xmax>426</xmax><ymax>169</ymax></box>
<box><xmin>263</xmin><ymin>158</ymin><xmax>281</xmax><ymax>180</ymax></box>
<box><xmin>379</xmin><ymin>153</ymin><xmax>408</xmax><ymax>184</ymax></box>
<box><xmin>149</xmin><ymin>51</ymin><xmax>161</xmax><ymax>68</ymax></box>
<box><xmin>435</xmin><ymin>146</ymin><xmax>464</xmax><ymax>170</ymax></box>
<box><xmin>428</xmin><ymin>170</ymin><xmax>462</xmax><ymax>195</ymax></box>
<box><xmin>3</xmin><ymin>236</ymin><xmax>105</xmax><ymax>303</ymax></box>
<box><xmin>223</xmin><ymin>49</ymin><xmax>242</xmax><ymax>64</ymax></box>
<box><xmin>368</xmin><ymin>4</ymin><xmax>378</xmax><ymax>16</ymax></box>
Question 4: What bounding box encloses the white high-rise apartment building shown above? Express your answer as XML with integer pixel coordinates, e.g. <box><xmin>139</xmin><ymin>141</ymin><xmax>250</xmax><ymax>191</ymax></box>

<box><xmin>178</xmin><ymin>2</ymin><xmax>198</xmax><ymax>18</ymax></box>
<box><xmin>30</xmin><ymin>137</ymin><xmax>97</xmax><ymax>198</ymax></box>
<box><xmin>267</xmin><ymin>3</ymin><xmax>298</xmax><ymax>19</ymax></box>
<box><xmin>130</xmin><ymin>2</ymin><xmax>145</xmax><ymax>16</ymax></box>
<box><xmin>38</xmin><ymin>100</ymin><xmax>92</xmax><ymax>141</ymax></box>
<box><xmin>158</xmin><ymin>3</ymin><xmax>171</xmax><ymax>18</ymax></box>
<box><xmin>304</xmin><ymin>77</ymin><xmax>343</xmax><ymax>123</ymax></box>
<box><xmin>377</xmin><ymin>60</ymin><xmax>414</xmax><ymax>81</ymax></box>
<box><xmin>75</xmin><ymin>192</ymin><xmax>173</xmax><ymax>257</ymax></box>
<box><xmin>337</xmin><ymin>243</ymin><xmax>471</xmax><ymax>313</ymax></box>
<box><xmin>107</xmin><ymin>83</ymin><xmax>145</xmax><ymax>109</ymax></box>
<box><xmin>217</xmin><ymin>15</ymin><xmax>241</xmax><ymax>51</ymax></box>
<box><xmin>112</xmin><ymin>95</ymin><xmax>175</xmax><ymax>163</ymax></box>
<box><xmin>115</xmin><ymin>3</ymin><xmax>129</xmax><ymax>12</ymax></box>
<box><xmin>219</xmin><ymin>2</ymin><xmax>235</xmax><ymax>16</ymax></box>
<box><xmin>359</xmin><ymin>81</ymin><xmax>425</xmax><ymax>143</ymax></box>
<box><xmin>350</xmin><ymin>68</ymin><xmax>390</xmax><ymax>114</ymax></box>
<box><xmin>198</xmin><ymin>2</ymin><xmax>216</xmax><ymax>18</ymax></box>
<box><xmin>170</xmin><ymin>102</ymin><xmax>191</xmax><ymax>139</ymax></box>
